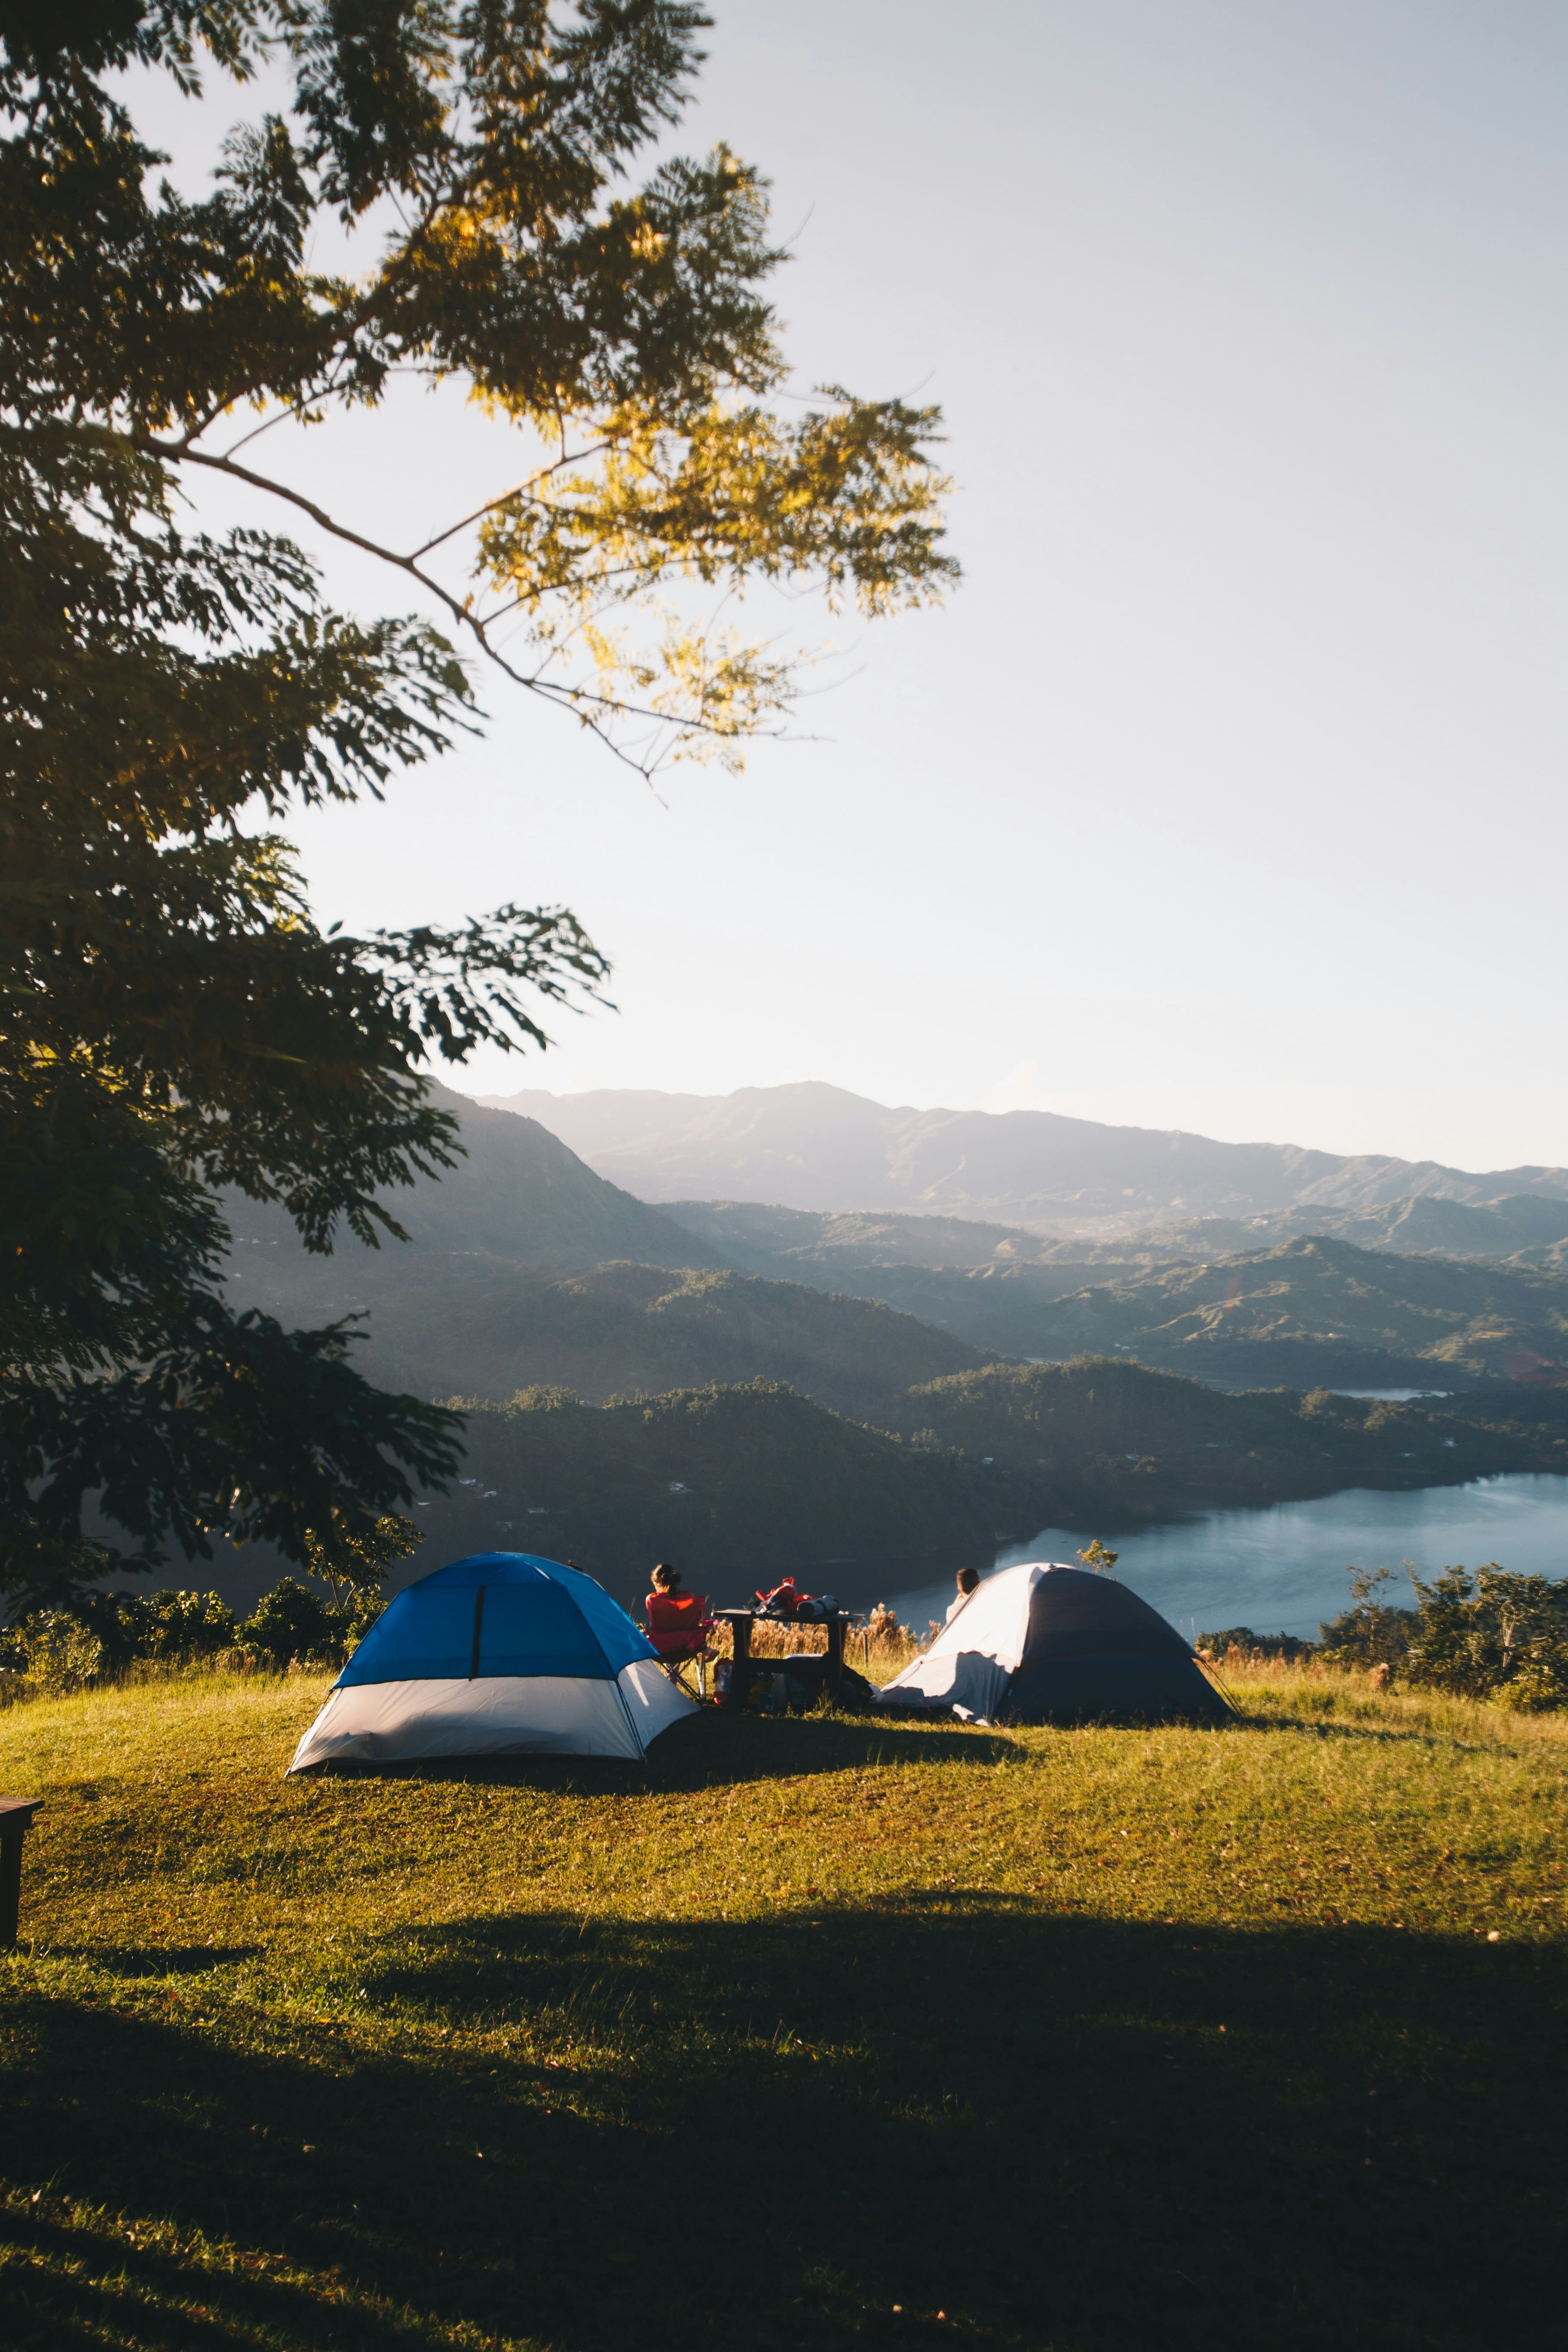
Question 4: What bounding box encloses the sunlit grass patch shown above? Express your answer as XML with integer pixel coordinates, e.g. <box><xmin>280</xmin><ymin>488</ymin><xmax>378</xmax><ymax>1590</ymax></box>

<box><xmin>2</xmin><ymin>1671</ymin><xmax>1564</xmax><ymax>2349</ymax></box>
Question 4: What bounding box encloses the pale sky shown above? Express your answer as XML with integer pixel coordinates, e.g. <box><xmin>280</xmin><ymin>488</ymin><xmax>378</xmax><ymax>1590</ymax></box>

<box><xmin>134</xmin><ymin>3</ymin><xmax>1568</xmax><ymax>1172</ymax></box>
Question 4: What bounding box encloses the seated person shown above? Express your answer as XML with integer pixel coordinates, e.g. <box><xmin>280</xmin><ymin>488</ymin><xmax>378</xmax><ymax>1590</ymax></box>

<box><xmin>945</xmin><ymin>1565</ymin><xmax>980</xmax><ymax>1623</ymax></box>
<box><xmin>646</xmin><ymin>1562</ymin><xmax>706</xmax><ymax>1631</ymax></box>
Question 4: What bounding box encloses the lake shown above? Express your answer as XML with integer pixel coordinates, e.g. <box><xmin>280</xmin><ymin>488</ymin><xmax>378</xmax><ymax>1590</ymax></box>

<box><xmin>882</xmin><ymin>1473</ymin><xmax>1568</xmax><ymax>1644</ymax></box>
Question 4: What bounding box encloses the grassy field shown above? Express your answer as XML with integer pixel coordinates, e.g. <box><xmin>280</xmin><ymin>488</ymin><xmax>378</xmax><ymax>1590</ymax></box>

<box><xmin>1</xmin><ymin>1668</ymin><xmax>1564</xmax><ymax>2350</ymax></box>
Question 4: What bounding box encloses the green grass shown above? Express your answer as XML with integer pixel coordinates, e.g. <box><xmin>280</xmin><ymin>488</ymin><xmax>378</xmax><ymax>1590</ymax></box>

<box><xmin>1</xmin><ymin>1670</ymin><xmax>1564</xmax><ymax>2349</ymax></box>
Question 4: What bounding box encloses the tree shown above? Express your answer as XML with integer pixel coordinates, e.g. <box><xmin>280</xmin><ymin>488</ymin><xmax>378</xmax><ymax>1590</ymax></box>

<box><xmin>1315</xmin><ymin>1565</ymin><xmax>1417</xmax><ymax>1674</ymax></box>
<box><xmin>0</xmin><ymin>0</ymin><xmax>954</xmax><ymax>1609</ymax></box>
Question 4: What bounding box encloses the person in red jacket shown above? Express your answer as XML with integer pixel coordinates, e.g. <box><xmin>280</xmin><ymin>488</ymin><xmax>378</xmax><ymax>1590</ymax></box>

<box><xmin>647</xmin><ymin>1560</ymin><xmax>686</xmax><ymax>1609</ymax></box>
<box><xmin>645</xmin><ymin>1564</ymin><xmax>711</xmax><ymax>1681</ymax></box>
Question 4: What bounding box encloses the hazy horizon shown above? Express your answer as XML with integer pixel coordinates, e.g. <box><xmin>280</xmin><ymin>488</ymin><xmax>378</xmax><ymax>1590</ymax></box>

<box><xmin>473</xmin><ymin>1073</ymin><xmax>1566</xmax><ymax>1182</ymax></box>
<box><xmin>126</xmin><ymin>3</ymin><xmax>1568</xmax><ymax>1171</ymax></box>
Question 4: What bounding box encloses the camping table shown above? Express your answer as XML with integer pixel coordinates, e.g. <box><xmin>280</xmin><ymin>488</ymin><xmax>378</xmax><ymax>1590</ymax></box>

<box><xmin>713</xmin><ymin>1610</ymin><xmax>854</xmax><ymax>1713</ymax></box>
<box><xmin>0</xmin><ymin>1798</ymin><xmax>43</xmax><ymax>1949</ymax></box>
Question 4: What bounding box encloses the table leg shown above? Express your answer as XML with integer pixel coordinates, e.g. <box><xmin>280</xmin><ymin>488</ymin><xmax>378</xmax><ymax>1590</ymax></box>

<box><xmin>725</xmin><ymin>1618</ymin><xmax>753</xmax><ymax>1712</ymax></box>
<box><xmin>826</xmin><ymin>1615</ymin><xmax>846</xmax><ymax>1700</ymax></box>
<box><xmin>0</xmin><ymin>1824</ymin><xmax>27</xmax><ymax>1949</ymax></box>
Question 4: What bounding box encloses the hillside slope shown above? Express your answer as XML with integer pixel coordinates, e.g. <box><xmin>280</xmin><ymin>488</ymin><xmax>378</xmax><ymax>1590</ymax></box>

<box><xmin>150</xmin><ymin>1356</ymin><xmax>1568</xmax><ymax>1620</ymax></box>
<box><xmin>897</xmin><ymin>1357</ymin><xmax>1568</xmax><ymax>1521</ymax></box>
<box><xmin>225</xmin><ymin>1081</ymin><xmax>727</xmax><ymax>1272</ymax></box>
<box><xmin>405</xmin><ymin>1381</ymin><xmax>1012</xmax><ymax>1605</ymax></box>
<box><xmin>1124</xmin><ymin>1193</ymin><xmax>1568</xmax><ymax>1264</ymax></box>
<box><xmin>654</xmin><ymin>1204</ymin><xmax>1568</xmax><ymax>1375</ymax></box>
<box><xmin>403</xmin><ymin>1362</ymin><xmax>1568</xmax><ymax>1613</ymax></box>
<box><xmin>659</xmin><ymin>1200</ymin><xmax>1052</xmax><ymax>1271</ymax></box>
<box><xmin>480</xmin><ymin>1080</ymin><xmax>1568</xmax><ymax>1231</ymax></box>
<box><xmin>225</xmin><ymin>1252</ymin><xmax>982</xmax><ymax>1418</ymax></box>
<box><xmin>1026</xmin><ymin>1237</ymin><xmax>1568</xmax><ymax>1386</ymax></box>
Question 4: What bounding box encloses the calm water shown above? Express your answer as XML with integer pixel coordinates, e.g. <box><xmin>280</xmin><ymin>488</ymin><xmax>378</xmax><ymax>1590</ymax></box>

<box><xmin>882</xmin><ymin>1473</ymin><xmax>1568</xmax><ymax>1644</ymax></box>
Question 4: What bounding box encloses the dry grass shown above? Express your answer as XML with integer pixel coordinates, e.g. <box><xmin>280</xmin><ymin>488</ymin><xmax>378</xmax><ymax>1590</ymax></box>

<box><xmin>708</xmin><ymin>1606</ymin><xmax>925</xmax><ymax>1680</ymax></box>
<box><xmin>1</xmin><ymin>1666</ymin><xmax>1564</xmax><ymax>2349</ymax></box>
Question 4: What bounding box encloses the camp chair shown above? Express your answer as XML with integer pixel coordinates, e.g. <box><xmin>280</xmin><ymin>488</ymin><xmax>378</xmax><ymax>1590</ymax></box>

<box><xmin>645</xmin><ymin>1591</ymin><xmax>714</xmax><ymax>1699</ymax></box>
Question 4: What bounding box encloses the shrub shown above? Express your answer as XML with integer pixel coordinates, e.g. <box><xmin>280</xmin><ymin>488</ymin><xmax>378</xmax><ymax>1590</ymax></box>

<box><xmin>1199</xmin><ymin>1626</ymin><xmax>1316</xmax><ymax>1663</ymax></box>
<box><xmin>343</xmin><ymin>1591</ymin><xmax>386</xmax><ymax>1647</ymax></box>
<box><xmin>20</xmin><ymin>1612</ymin><xmax>105</xmax><ymax>1695</ymax></box>
<box><xmin>239</xmin><ymin>1580</ymin><xmax>340</xmax><ymax>1671</ymax></box>
<box><xmin>0</xmin><ymin>1577</ymin><xmax>384</xmax><ymax>1695</ymax></box>
<box><xmin>1406</xmin><ymin>1565</ymin><xmax>1568</xmax><ymax>1709</ymax></box>
<box><xmin>99</xmin><ymin>1590</ymin><xmax>238</xmax><ymax>1667</ymax></box>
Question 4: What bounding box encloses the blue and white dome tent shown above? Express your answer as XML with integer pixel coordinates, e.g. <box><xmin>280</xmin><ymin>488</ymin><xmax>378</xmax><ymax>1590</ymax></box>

<box><xmin>288</xmin><ymin>1553</ymin><xmax>696</xmax><ymax>1770</ymax></box>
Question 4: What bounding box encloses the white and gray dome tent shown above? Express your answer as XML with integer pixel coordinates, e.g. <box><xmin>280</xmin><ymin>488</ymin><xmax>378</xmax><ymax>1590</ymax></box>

<box><xmin>288</xmin><ymin>1552</ymin><xmax>695</xmax><ymax>1771</ymax></box>
<box><xmin>879</xmin><ymin>1562</ymin><xmax>1232</xmax><ymax>1726</ymax></box>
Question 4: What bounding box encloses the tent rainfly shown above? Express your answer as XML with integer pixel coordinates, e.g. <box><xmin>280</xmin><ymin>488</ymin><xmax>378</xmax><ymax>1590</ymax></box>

<box><xmin>879</xmin><ymin>1562</ymin><xmax>1232</xmax><ymax>1726</ymax></box>
<box><xmin>288</xmin><ymin>1553</ymin><xmax>695</xmax><ymax>1771</ymax></box>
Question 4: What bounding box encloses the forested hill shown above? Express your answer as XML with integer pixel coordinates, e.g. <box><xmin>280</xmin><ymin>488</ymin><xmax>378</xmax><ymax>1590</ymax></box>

<box><xmin>659</xmin><ymin>1200</ymin><xmax>1050</xmax><ymax>1271</ymax></box>
<box><xmin>224</xmin><ymin>1254</ymin><xmax>983</xmax><ymax>1422</ymax></box>
<box><xmin>478</xmin><ymin>1080</ymin><xmax>1568</xmax><ymax>1231</ymax></box>
<box><xmin>224</xmin><ymin>1081</ymin><xmax>726</xmax><ymax>1273</ymax></box>
<box><xmin>1077</xmin><ymin>1192</ymin><xmax>1568</xmax><ymax>1265</ymax></box>
<box><xmin>396</xmin><ymin>1363</ymin><xmax>1568</xmax><ymax>1615</ymax></box>
<box><xmin>646</xmin><ymin>1215</ymin><xmax>1568</xmax><ymax>1382</ymax></box>
<box><xmin>1020</xmin><ymin>1236</ymin><xmax>1568</xmax><ymax>1387</ymax></box>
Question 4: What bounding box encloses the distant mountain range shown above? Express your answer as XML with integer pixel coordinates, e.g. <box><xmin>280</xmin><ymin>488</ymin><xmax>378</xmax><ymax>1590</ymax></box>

<box><xmin>658</xmin><ymin>1191</ymin><xmax>1568</xmax><ymax>1272</ymax></box>
<box><xmin>1010</xmin><ymin>1235</ymin><xmax>1568</xmax><ymax>1389</ymax></box>
<box><xmin>659</xmin><ymin>1199</ymin><xmax>1568</xmax><ymax>1373</ymax></box>
<box><xmin>222</xmin><ymin>1084</ymin><xmax>1568</xmax><ymax>1403</ymax></box>
<box><xmin>222</xmin><ymin>1084</ymin><xmax>987</xmax><ymax>1414</ymax></box>
<box><xmin>476</xmin><ymin>1081</ymin><xmax>1568</xmax><ymax>1234</ymax></box>
<box><xmin>202</xmin><ymin>1081</ymin><xmax>1568</xmax><ymax>1612</ymax></box>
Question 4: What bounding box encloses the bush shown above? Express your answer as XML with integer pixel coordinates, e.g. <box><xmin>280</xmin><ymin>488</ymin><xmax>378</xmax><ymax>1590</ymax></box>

<box><xmin>1406</xmin><ymin>1565</ymin><xmax>1568</xmax><ymax>1709</ymax></box>
<box><xmin>238</xmin><ymin>1580</ymin><xmax>385</xmax><ymax>1669</ymax></box>
<box><xmin>0</xmin><ymin>1577</ymin><xmax>386</xmax><ymax>1696</ymax></box>
<box><xmin>18</xmin><ymin>1612</ymin><xmax>105</xmax><ymax>1695</ymax></box>
<box><xmin>342</xmin><ymin>1590</ymin><xmax>386</xmax><ymax>1647</ymax></box>
<box><xmin>239</xmin><ymin>1580</ymin><xmax>341</xmax><ymax>1670</ymax></box>
<box><xmin>1199</xmin><ymin>1626</ymin><xmax>1317</xmax><ymax>1662</ymax></box>
<box><xmin>97</xmin><ymin>1589</ymin><xmax>238</xmax><ymax>1667</ymax></box>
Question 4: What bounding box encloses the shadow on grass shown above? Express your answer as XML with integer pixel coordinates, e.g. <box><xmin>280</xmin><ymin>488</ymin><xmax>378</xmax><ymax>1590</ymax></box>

<box><xmin>4</xmin><ymin>1902</ymin><xmax>1565</xmax><ymax>2352</ymax></box>
<box><xmin>1230</xmin><ymin>1710</ymin><xmax>1504</xmax><ymax>1754</ymax></box>
<box><xmin>310</xmin><ymin>1708</ymin><xmax>1019</xmax><ymax>1795</ymax></box>
<box><xmin>66</xmin><ymin>1945</ymin><xmax>267</xmax><ymax>1979</ymax></box>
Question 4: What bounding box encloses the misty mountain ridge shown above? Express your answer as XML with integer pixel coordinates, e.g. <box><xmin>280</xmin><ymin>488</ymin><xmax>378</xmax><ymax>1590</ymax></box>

<box><xmin>221</xmin><ymin>1084</ymin><xmax>1568</xmax><ymax>1402</ymax></box>
<box><xmin>647</xmin><ymin>1208</ymin><xmax>1568</xmax><ymax>1381</ymax></box>
<box><xmin>224</xmin><ymin>1250</ymin><xmax>983</xmax><ymax>1421</ymax></box>
<box><xmin>203</xmin><ymin>1083</ymin><xmax>1568</xmax><ymax>1611</ymax></box>
<box><xmin>476</xmin><ymin>1079</ymin><xmax>1568</xmax><ymax>1234</ymax></box>
<box><xmin>225</xmin><ymin>1080</ymin><xmax>728</xmax><ymax>1272</ymax></box>
<box><xmin>659</xmin><ymin>1190</ymin><xmax>1568</xmax><ymax>1273</ymax></box>
<box><xmin>1023</xmin><ymin>1234</ymin><xmax>1568</xmax><ymax>1390</ymax></box>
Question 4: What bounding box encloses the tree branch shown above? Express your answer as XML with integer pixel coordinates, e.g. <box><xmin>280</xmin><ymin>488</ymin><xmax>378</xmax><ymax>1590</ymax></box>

<box><xmin>124</xmin><ymin>429</ymin><xmax>766</xmax><ymax>777</ymax></box>
<box><xmin>405</xmin><ymin>439</ymin><xmax>614</xmax><ymax>559</ymax></box>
